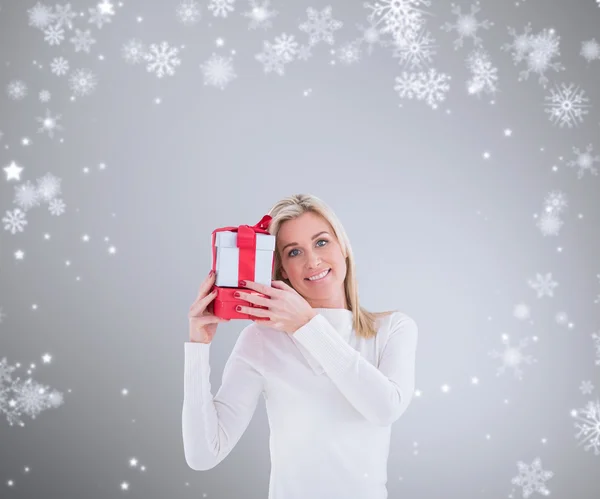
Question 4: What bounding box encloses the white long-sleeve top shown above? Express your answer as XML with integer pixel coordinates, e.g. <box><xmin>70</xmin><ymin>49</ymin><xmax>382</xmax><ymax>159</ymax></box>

<box><xmin>182</xmin><ymin>307</ymin><xmax>418</xmax><ymax>499</ymax></box>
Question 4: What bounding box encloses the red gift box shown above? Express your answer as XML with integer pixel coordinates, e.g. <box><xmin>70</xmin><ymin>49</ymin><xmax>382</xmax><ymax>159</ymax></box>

<box><xmin>211</xmin><ymin>287</ymin><xmax>272</xmax><ymax>321</ymax></box>
<box><xmin>210</xmin><ymin>214</ymin><xmax>276</xmax><ymax>320</ymax></box>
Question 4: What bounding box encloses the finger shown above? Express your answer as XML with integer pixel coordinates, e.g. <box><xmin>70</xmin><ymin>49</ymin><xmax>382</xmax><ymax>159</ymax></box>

<box><xmin>196</xmin><ymin>270</ymin><xmax>216</xmax><ymax>298</ymax></box>
<box><xmin>195</xmin><ymin>314</ymin><xmax>230</xmax><ymax>326</ymax></box>
<box><xmin>189</xmin><ymin>289</ymin><xmax>218</xmax><ymax>316</ymax></box>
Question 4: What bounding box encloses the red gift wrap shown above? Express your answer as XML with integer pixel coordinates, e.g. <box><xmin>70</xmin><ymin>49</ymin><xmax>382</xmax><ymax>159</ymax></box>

<box><xmin>210</xmin><ymin>214</ymin><xmax>276</xmax><ymax>320</ymax></box>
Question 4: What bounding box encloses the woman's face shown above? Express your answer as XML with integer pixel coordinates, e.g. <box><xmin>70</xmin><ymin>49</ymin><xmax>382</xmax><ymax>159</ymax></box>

<box><xmin>277</xmin><ymin>211</ymin><xmax>347</xmax><ymax>306</ymax></box>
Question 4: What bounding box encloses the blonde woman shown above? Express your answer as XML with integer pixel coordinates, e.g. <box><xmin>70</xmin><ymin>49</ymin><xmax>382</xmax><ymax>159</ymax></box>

<box><xmin>183</xmin><ymin>193</ymin><xmax>419</xmax><ymax>499</ymax></box>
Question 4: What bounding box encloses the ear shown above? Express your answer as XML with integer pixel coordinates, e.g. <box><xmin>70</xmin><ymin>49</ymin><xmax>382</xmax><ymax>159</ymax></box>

<box><xmin>281</xmin><ymin>268</ymin><xmax>288</xmax><ymax>280</ymax></box>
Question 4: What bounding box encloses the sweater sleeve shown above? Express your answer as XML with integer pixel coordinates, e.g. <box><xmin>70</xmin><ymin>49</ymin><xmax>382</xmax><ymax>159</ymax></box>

<box><xmin>291</xmin><ymin>312</ymin><xmax>418</xmax><ymax>426</ymax></box>
<box><xmin>182</xmin><ymin>326</ymin><xmax>265</xmax><ymax>471</ymax></box>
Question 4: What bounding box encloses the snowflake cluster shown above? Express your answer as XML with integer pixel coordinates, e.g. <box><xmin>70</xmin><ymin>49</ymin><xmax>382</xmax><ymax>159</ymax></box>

<box><xmin>502</xmin><ymin>24</ymin><xmax>565</xmax><ymax>87</ymax></box>
<box><xmin>394</xmin><ymin>69</ymin><xmax>451</xmax><ymax>109</ymax></box>
<box><xmin>2</xmin><ymin>172</ymin><xmax>66</xmax><ymax>235</ymax></box>
<box><xmin>535</xmin><ymin>189</ymin><xmax>568</xmax><ymax>236</ymax></box>
<box><xmin>0</xmin><ymin>357</ymin><xmax>65</xmax><ymax>427</ymax></box>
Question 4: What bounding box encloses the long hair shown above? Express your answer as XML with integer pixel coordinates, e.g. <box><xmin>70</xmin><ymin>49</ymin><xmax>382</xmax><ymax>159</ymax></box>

<box><xmin>266</xmin><ymin>194</ymin><xmax>397</xmax><ymax>339</ymax></box>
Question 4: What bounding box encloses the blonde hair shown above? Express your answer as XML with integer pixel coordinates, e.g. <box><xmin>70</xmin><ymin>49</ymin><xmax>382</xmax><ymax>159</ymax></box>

<box><xmin>266</xmin><ymin>193</ymin><xmax>397</xmax><ymax>339</ymax></box>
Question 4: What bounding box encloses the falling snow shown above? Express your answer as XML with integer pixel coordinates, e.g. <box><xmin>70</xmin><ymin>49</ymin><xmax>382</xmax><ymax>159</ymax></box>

<box><xmin>299</xmin><ymin>5</ymin><xmax>343</xmax><ymax>47</ymax></box>
<box><xmin>488</xmin><ymin>334</ymin><xmax>537</xmax><ymax>380</ymax></box>
<box><xmin>441</xmin><ymin>2</ymin><xmax>493</xmax><ymax>50</ymax></box>
<box><xmin>68</xmin><ymin>68</ymin><xmax>98</xmax><ymax>97</ymax></box>
<box><xmin>363</xmin><ymin>0</ymin><xmax>431</xmax><ymax>46</ymax></box>
<box><xmin>144</xmin><ymin>41</ymin><xmax>181</xmax><ymax>78</ymax></box>
<box><xmin>176</xmin><ymin>0</ymin><xmax>202</xmax><ymax>25</ymax></box>
<box><xmin>566</xmin><ymin>144</ymin><xmax>599</xmax><ymax>179</ymax></box>
<box><xmin>207</xmin><ymin>0</ymin><xmax>235</xmax><ymax>18</ymax></box>
<box><xmin>511</xmin><ymin>457</ymin><xmax>554</xmax><ymax>498</ymax></box>
<box><xmin>200</xmin><ymin>53</ymin><xmax>237</xmax><ymax>89</ymax></box>
<box><xmin>527</xmin><ymin>273</ymin><xmax>558</xmax><ymax>298</ymax></box>
<box><xmin>592</xmin><ymin>333</ymin><xmax>600</xmax><ymax>366</ymax></box>
<box><xmin>392</xmin><ymin>29</ymin><xmax>437</xmax><ymax>69</ymax></box>
<box><xmin>571</xmin><ymin>398</ymin><xmax>600</xmax><ymax>455</ymax></box>
<box><xmin>242</xmin><ymin>0</ymin><xmax>278</xmax><ymax>30</ymax></box>
<box><xmin>544</xmin><ymin>82</ymin><xmax>590</xmax><ymax>128</ymax></box>
<box><xmin>394</xmin><ymin>68</ymin><xmax>451</xmax><ymax>109</ymax></box>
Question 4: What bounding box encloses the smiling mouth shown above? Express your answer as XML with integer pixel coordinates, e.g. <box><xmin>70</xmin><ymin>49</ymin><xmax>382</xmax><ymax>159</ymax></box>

<box><xmin>305</xmin><ymin>268</ymin><xmax>331</xmax><ymax>281</ymax></box>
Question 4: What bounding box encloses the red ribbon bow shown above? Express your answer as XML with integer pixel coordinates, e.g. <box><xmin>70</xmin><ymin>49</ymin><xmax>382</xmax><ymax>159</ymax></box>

<box><xmin>211</xmin><ymin>214</ymin><xmax>275</xmax><ymax>284</ymax></box>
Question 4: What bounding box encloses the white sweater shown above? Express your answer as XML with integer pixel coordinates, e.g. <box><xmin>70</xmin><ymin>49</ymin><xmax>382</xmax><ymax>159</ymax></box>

<box><xmin>182</xmin><ymin>307</ymin><xmax>418</xmax><ymax>499</ymax></box>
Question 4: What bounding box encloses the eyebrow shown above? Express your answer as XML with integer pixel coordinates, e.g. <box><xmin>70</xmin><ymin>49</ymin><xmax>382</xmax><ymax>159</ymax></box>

<box><xmin>280</xmin><ymin>231</ymin><xmax>330</xmax><ymax>253</ymax></box>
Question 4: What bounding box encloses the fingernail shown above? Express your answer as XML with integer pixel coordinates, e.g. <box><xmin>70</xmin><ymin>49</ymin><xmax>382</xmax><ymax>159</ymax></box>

<box><xmin>234</xmin><ymin>292</ymin><xmax>240</xmax><ymax>297</ymax></box>
<box><xmin>239</xmin><ymin>280</ymin><xmax>246</xmax><ymax>286</ymax></box>
<box><xmin>209</xmin><ymin>270</ymin><xmax>214</xmax><ymax>277</ymax></box>
<box><xmin>236</xmin><ymin>305</ymin><xmax>241</xmax><ymax>311</ymax></box>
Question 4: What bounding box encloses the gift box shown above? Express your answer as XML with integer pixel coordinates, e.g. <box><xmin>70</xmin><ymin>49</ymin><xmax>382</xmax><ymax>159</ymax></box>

<box><xmin>210</xmin><ymin>214</ymin><xmax>276</xmax><ymax>320</ymax></box>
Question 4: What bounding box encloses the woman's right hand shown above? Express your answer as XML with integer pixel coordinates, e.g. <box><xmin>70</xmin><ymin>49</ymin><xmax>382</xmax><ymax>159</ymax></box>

<box><xmin>188</xmin><ymin>270</ymin><xmax>230</xmax><ymax>344</ymax></box>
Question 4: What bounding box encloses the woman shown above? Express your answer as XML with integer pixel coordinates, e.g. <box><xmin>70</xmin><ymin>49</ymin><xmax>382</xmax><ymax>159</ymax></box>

<box><xmin>182</xmin><ymin>193</ymin><xmax>419</xmax><ymax>499</ymax></box>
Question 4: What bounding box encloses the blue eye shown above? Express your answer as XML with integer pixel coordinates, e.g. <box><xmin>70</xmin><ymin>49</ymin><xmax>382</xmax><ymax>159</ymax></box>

<box><xmin>288</xmin><ymin>239</ymin><xmax>327</xmax><ymax>257</ymax></box>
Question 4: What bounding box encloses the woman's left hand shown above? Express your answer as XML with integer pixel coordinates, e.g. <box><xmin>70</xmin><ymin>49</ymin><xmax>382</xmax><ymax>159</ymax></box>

<box><xmin>235</xmin><ymin>280</ymin><xmax>317</xmax><ymax>335</ymax></box>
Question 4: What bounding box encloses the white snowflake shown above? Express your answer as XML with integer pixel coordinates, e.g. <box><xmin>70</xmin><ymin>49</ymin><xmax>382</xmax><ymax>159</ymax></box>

<box><xmin>543</xmin><ymin>189</ymin><xmax>567</xmax><ymax>214</ymax></box>
<box><xmin>502</xmin><ymin>25</ymin><xmax>565</xmax><ymax>87</ymax></box>
<box><xmin>273</xmin><ymin>33</ymin><xmax>299</xmax><ymax>62</ymax></box>
<box><xmin>53</xmin><ymin>3</ymin><xmax>77</xmax><ymax>30</ymax></box>
<box><xmin>122</xmin><ymin>39</ymin><xmax>147</xmax><ymax>64</ymax></box>
<box><xmin>355</xmin><ymin>19</ymin><xmax>391</xmax><ymax>56</ymax></box>
<box><xmin>70</xmin><ymin>28</ymin><xmax>96</xmax><ymax>53</ymax></box>
<box><xmin>2</xmin><ymin>209</ymin><xmax>28</xmax><ymax>234</ymax></box>
<box><xmin>13</xmin><ymin>181</ymin><xmax>42</xmax><ymax>211</ymax></box>
<box><xmin>466</xmin><ymin>49</ymin><xmax>498</xmax><ymax>96</ymax></box>
<box><xmin>511</xmin><ymin>457</ymin><xmax>554</xmax><ymax>498</ymax></box>
<box><xmin>36</xmin><ymin>109</ymin><xmax>64</xmax><ymax>139</ymax></box>
<box><xmin>535</xmin><ymin>211</ymin><xmax>563</xmax><ymax>236</ymax></box>
<box><xmin>50</xmin><ymin>56</ymin><xmax>69</xmax><ymax>76</ymax></box>
<box><xmin>176</xmin><ymin>0</ymin><xmax>202</xmax><ymax>25</ymax></box>
<box><xmin>441</xmin><ymin>2</ymin><xmax>493</xmax><ymax>50</ymax></box>
<box><xmin>592</xmin><ymin>333</ymin><xmax>600</xmax><ymax>366</ymax></box>
<box><xmin>335</xmin><ymin>41</ymin><xmax>362</xmax><ymax>65</ymax></box>
<box><xmin>521</xmin><ymin>28</ymin><xmax>564</xmax><ymax>87</ymax></box>
<box><xmin>566</xmin><ymin>144</ymin><xmax>599</xmax><ymax>179</ymax></box>
<box><xmin>571</xmin><ymin>398</ymin><xmax>600</xmax><ymax>455</ymax></box>
<box><xmin>27</xmin><ymin>2</ymin><xmax>54</xmax><ymax>30</ymax></box>
<box><xmin>49</xmin><ymin>198</ymin><xmax>66</xmax><ymax>216</ymax></box>
<box><xmin>39</xmin><ymin>90</ymin><xmax>51</xmax><ymax>102</ymax></box>
<box><xmin>488</xmin><ymin>334</ymin><xmax>537</xmax><ymax>380</ymax></box>
<box><xmin>88</xmin><ymin>6</ymin><xmax>113</xmax><ymax>29</ymax></box>
<box><xmin>7</xmin><ymin>80</ymin><xmax>27</xmax><ymax>100</ymax></box>
<box><xmin>363</xmin><ymin>0</ymin><xmax>431</xmax><ymax>46</ymax></box>
<box><xmin>255</xmin><ymin>40</ymin><xmax>287</xmax><ymax>75</ymax></box>
<box><xmin>242</xmin><ymin>0</ymin><xmax>277</xmax><ymax>30</ymax></box>
<box><xmin>513</xmin><ymin>303</ymin><xmax>531</xmax><ymax>321</ymax></box>
<box><xmin>43</xmin><ymin>24</ymin><xmax>65</xmax><ymax>46</ymax></box>
<box><xmin>544</xmin><ymin>82</ymin><xmax>590</xmax><ymax>128</ymax></box>
<box><xmin>299</xmin><ymin>5</ymin><xmax>343</xmax><ymax>47</ymax></box>
<box><xmin>580</xmin><ymin>380</ymin><xmax>594</xmax><ymax>395</ymax></box>
<box><xmin>527</xmin><ymin>273</ymin><xmax>558</xmax><ymax>298</ymax></box>
<box><xmin>207</xmin><ymin>0</ymin><xmax>235</xmax><ymax>18</ymax></box>
<box><xmin>36</xmin><ymin>173</ymin><xmax>62</xmax><ymax>202</ymax></box>
<box><xmin>144</xmin><ymin>41</ymin><xmax>181</xmax><ymax>78</ymax></box>
<box><xmin>501</xmin><ymin>24</ymin><xmax>533</xmax><ymax>64</ymax></box>
<box><xmin>394</xmin><ymin>68</ymin><xmax>451</xmax><ymax>109</ymax></box>
<box><xmin>200</xmin><ymin>53</ymin><xmax>237</xmax><ymax>89</ymax></box>
<box><xmin>392</xmin><ymin>29</ymin><xmax>437</xmax><ymax>69</ymax></box>
<box><xmin>580</xmin><ymin>39</ymin><xmax>600</xmax><ymax>63</ymax></box>
<box><xmin>68</xmin><ymin>68</ymin><xmax>98</xmax><ymax>97</ymax></box>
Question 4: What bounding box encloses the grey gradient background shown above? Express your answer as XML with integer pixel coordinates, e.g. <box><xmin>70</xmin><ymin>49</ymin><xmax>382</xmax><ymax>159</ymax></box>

<box><xmin>1</xmin><ymin>0</ymin><xmax>599</xmax><ymax>497</ymax></box>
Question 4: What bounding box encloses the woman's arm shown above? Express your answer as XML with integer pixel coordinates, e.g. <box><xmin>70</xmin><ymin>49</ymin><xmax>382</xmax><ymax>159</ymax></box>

<box><xmin>292</xmin><ymin>312</ymin><xmax>418</xmax><ymax>426</ymax></box>
<box><xmin>182</xmin><ymin>325</ymin><xmax>265</xmax><ymax>470</ymax></box>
